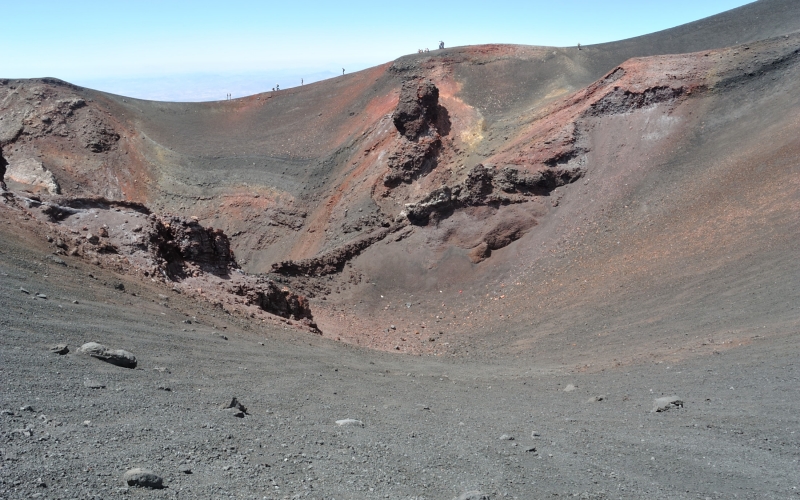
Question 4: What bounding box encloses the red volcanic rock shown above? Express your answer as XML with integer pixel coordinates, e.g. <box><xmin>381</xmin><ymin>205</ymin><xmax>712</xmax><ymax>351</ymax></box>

<box><xmin>393</xmin><ymin>79</ymin><xmax>440</xmax><ymax>140</ymax></box>
<box><xmin>151</xmin><ymin>216</ymin><xmax>237</xmax><ymax>279</ymax></box>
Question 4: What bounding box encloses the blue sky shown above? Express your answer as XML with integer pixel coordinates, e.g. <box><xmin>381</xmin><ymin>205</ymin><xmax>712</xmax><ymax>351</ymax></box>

<box><xmin>4</xmin><ymin>1</ymin><xmax>753</xmax><ymax>101</ymax></box>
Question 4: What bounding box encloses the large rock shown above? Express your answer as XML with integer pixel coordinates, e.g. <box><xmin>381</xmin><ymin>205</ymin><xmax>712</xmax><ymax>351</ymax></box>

<box><xmin>393</xmin><ymin>79</ymin><xmax>440</xmax><ymax>140</ymax></box>
<box><xmin>122</xmin><ymin>468</ymin><xmax>163</xmax><ymax>489</ymax></box>
<box><xmin>78</xmin><ymin>342</ymin><xmax>137</xmax><ymax>369</ymax></box>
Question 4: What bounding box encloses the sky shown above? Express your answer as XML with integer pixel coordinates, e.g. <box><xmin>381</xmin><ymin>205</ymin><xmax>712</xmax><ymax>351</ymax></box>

<box><xmin>4</xmin><ymin>0</ymin><xmax>753</xmax><ymax>101</ymax></box>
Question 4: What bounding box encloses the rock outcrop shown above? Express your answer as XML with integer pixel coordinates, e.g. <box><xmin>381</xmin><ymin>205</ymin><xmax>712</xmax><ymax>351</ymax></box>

<box><xmin>403</xmin><ymin>164</ymin><xmax>583</xmax><ymax>225</ymax></box>
<box><xmin>4</xmin><ymin>157</ymin><xmax>60</xmax><ymax>195</ymax></box>
<box><xmin>384</xmin><ymin>79</ymin><xmax>445</xmax><ymax>186</ymax></box>
<box><xmin>393</xmin><ymin>79</ymin><xmax>440</xmax><ymax>140</ymax></box>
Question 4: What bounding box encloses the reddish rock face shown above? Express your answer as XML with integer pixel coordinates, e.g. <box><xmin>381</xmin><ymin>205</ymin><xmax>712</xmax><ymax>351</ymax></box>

<box><xmin>2</xmin><ymin>2</ymin><xmax>800</xmax><ymax>349</ymax></box>
<box><xmin>393</xmin><ymin>79</ymin><xmax>440</xmax><ymax>140</ymax></box>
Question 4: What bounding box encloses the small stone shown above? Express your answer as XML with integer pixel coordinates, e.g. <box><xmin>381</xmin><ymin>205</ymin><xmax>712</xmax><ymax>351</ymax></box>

<box><xmin>454</xmin><ymin>491</ymin><xmax>491</xmax><ymax>500</ymax></box>
<box><xmin>49</xmin><ymin>344</ymin><xmax>69</xmax><ymax>355</ymax></box>
<box><xmin>531</xmin><ymin>431</ymin><xmax>541</xmax><ymax>438</ymax></box>
<box><xmin>652</xmin><ymin>396</ymin><xmax>684</xmax><ymax>413</ymax></box>
<box><xmin>157</xmin><ymin>385</ymin><xmax>171</xmax><ymax>391</ymax></box>
<box><xmin>220</xmin><ymin>397</ymin><xmax>248</xmax><ymax>414</ymax></box>
<box><xmin>563</xmin><ymin>384</ymin><xmax>577</xmax><ymax>392</ymax></box>
<box><xmin>219</xmin><ymin>334</ymin><xmax>228</xmax><ymax>340</ymax></box>
<box><xmin>20</xmin><ymin>288</ymin><xmax>30</xmax><ymax>294</ymax></box>
<box><xmin>524</xmin><ymin>446</ymin><xmax>537</xmax><ymax>453</ymax></box>
<box><xmin>587</xmin><ymin>395</ymin><xmax>606</xmax><ymax>403</ymax></box>
<box><xmin>123</xmin><ymin>468</ymin><xmax>164</xmax><ymax>489</ymax></box>
<box><xmin>36</xmin><ymin>293</ymin><xmax>47</xmax><ymax>299</ymax></box>
<box><xmin>336</xmin><ymin>418</ymin><xmax>364</xmax><ymax>427</ymax></box>
<box><xmin>499</xmin><ymin>434</ymin><xmax>514</xmax><ymax>441</ymax></box>
<box><xmin>179</xmin><ymin>466</ymin><xmax>192</xmax><ymax>474</ymax></box>
<box><xmin>46</xmin><ymin>255</ymin><xmax>66</xmax><ymax>266</ymax></box>
<box><xmin>84</xmin><ymin>379</ymin><xmax>106</xmax><ymax>389</ymax></box>
<box><xmin>113</xmin><ymin>282</ymin><xmax>125</xmax><ymax>291</ymax></box>
<box><xmin>83</xmin><ymin>420</ymin><xmax>91</xmax><ymax>427</ymax></box>
<box><xmin>20</xmin><ymin>405</ymin><xmax>34</xmax><ymax>412</ymax></box>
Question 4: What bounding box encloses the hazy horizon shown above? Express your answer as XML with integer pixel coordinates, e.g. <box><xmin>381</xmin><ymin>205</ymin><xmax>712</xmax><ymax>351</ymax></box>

<box><xmin>5</xmin><ymin>0</ymin><xmax>753</xmax><ymax>101</ymax></box>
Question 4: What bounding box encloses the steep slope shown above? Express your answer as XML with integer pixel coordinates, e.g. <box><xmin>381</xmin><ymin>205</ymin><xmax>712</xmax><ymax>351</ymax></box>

<box><xmin>1</xmin><ymin>0</ymin><xmax>799</xmax><ymax>353</ymax></box>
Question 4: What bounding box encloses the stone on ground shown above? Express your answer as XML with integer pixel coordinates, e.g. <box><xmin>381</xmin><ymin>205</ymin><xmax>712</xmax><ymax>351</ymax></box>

<box><xmin>78</xmin><ymin>342</ymin><xmax>137</xmax><ymax>368</ymax></box>
<box><xmin>652</xmin><ymin>396</ymin><xmax>684</xmax><ymax>412</ymax></box>
<box><xmin>123</xmin><ymin>468</ymin><xmax>163</xmax><ymax>489</ymax></box>
<box><xmin>336</xmin><ymin>418</ymin><xmax>364</xmax><ymax>427</ymax></box>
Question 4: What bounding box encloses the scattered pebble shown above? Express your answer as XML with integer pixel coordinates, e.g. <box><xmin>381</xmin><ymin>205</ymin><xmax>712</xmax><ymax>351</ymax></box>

<box><xmin>123</xmin><ymin>468</ymin><xmax>164</xmax><ymax>489</ymax></box>
<box><xmin>563</xmin><ymin>384</ymin><xmax>577</xmax><ymax>392</ymax></box>
<box><xmin>220</xmin><ymin>397</ymin><xmax>248</xmax><ymax>415</ymax></box>
<box><xmin>652</xmin><ymin>396</ymin><xmax>684</xmax><ymax>413</ymax></box>
<box><xmin>49</xmin><ymin>344</ymin><xmax>69</xmax><ymax>355</ymax></box>
<box><xmin>84</xmin><ymin>379</ymin><xmax>106</xmax><ymax>389</ymax></box>
<box><xmin>336</xmin><ymin>418</ymin><xmax>364</xmax><ymax>427</ymax></box>
<box><xmin>587</xmin><ymin>395</ymin><xmax>606</xmax><ymax>402</ymax></box>
<box><xmin>454</xmin><ymin>491</ymin><xmax>490</xmax><ymax>500</ymax></box>
<box><xmin>499</xmin><ymin>434</ymin><xmax>514</xmax><ymax>441</ymax></box>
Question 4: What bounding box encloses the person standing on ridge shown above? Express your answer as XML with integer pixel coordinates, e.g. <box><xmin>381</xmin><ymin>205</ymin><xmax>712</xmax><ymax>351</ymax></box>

<box><xmin>301</xmin><ymin>78</ymin><xmax>304</xmax><ymax>85</ymax></box>
<box><xmin>342</xmin><ymin>68</ymin><xmax>345</xmax><ymax>75</ymax></box>
<box><xmin>0</xmin><ymin>145</ymin><xmax>7</xmax><ymax>192</ymax></box>
<box><xmin>439</xmin><ymin>41</ymin><xmax>444</xmax><ymax>49</ymax></box>
<box><xmin>578</xmin><ymin>43</ymin><xmax>581</xmax><ymax>50</ymax></box>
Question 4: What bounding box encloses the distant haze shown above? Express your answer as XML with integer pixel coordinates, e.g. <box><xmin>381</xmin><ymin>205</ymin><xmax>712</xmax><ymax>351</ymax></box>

<box><xmin>77</xmin><ymin>70</ymin><xmax>342</xmax><ymax>102</ymax></box>
<box><xmin>6</xmin><ymin>0</ymin><xmax>752</xmax><ymax>101</ymax></box>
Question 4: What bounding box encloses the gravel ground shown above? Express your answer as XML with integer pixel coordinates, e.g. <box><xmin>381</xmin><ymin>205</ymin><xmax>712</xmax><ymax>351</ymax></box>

<box><xmin>1</xmin><ymin>226</ymin><xmax>798</xmax><ymax>500</ymax></box>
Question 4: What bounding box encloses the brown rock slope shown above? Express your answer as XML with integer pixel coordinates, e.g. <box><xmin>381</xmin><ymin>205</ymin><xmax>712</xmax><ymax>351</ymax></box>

<box><xmin>1</xmin><ymin>0</ymin><xmax>799</xmax><ymax>356</ymax></box>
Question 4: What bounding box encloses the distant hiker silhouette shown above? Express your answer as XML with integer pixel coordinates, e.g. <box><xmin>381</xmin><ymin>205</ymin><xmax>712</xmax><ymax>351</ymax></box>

<box><xmin>342</xmin><ymin>68</ymin><xmax>345</xmax><ymax>75</ymax></box>
<box><xmin>439</xmin><ymin>41</ymin><xmax>444</xmax><ymax>49</ymax></box>
<box><xmin>276</xmin><ymin>84</ymin><xmax>280</xmax><ymax>90</ymax></box>
<box><xmin>578</xmin><ymin>43</ymin><xmax>581</xmax><ymax>50</ymax></box>
<box><xmin>301</xmin><ymin>78</ymin><xmax>304</xmax><ymax>85</ymax></box>
<box><xmin>0</xmin><ymin>146</ymin><xmax>7</xmax><ymax>191</ymax></box>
